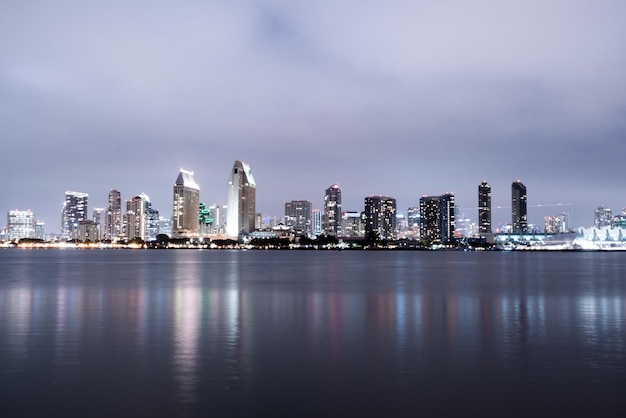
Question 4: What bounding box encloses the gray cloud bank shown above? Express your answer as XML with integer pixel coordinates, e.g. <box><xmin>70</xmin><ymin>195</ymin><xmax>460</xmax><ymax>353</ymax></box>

<box><xmin>2</xmin><ymin>0</ymin><xmax>625</xmax><ymax>230</ymax></box>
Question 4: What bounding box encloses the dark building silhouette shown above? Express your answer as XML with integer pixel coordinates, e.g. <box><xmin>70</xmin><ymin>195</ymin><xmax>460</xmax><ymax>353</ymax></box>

<box><xmin>478</xmin><ymin>180</ymin><xmax>492</xmax><ymax>234</ymax></box>
<box><xmin>512</xmin><ymin>180</ymin><xmax>527</xmax><ymax>234</ymax></box>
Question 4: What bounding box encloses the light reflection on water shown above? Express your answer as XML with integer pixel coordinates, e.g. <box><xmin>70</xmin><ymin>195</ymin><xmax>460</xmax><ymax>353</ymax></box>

<box><xmin>0</xmin><ymin>249</ymin><xmax>625</xmax><ymax>417</ymax></box>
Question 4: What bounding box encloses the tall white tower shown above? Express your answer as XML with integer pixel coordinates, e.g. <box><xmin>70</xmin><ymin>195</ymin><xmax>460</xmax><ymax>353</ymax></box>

<box><xmin>226</xmin><ymin>160</ymin><xmax>256</xmax><ymax>239</ymax></box>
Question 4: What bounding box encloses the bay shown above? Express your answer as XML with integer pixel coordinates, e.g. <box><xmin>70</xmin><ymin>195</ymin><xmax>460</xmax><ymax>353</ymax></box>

<box><xmin>1</xmin><ymin>249</ymin><xmax>625</xmax><ymax>417</ymax></box>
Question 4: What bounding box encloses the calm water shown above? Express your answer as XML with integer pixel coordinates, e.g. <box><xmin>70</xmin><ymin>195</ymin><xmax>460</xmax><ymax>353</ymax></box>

<box><xmin>1</xmin><ymin>249</ymin><xmax>625</xmax><ymax>417</ymax></box>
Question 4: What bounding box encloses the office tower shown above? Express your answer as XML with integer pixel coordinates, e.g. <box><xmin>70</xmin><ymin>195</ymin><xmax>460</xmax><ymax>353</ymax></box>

<box><xmin>125</xmin><ymin>195</ymin><xmax>147</xmax><ymax>241</ymax></box>
<box><xmin>226</xmin><ymin>160</ymin><xmax>256</xmax><ymax>238</ymax></box>
<box><xmin>104</xmin><ymin>189</ymin><xmax>122</xmax><ymax>241</ymax></box>
<box><xmin>78</xmin><ymin>220</ymin><xmax>99</xmax><ymax>242</ymax></box>
<box><xmin>323</xmin><ymin>184</ymin><xmax>342</xmax><ymax>237</ymax></box>
<box><xmin>511</xmin><ymin>180</ymin><xmax>527</xmax><ymax>234</ymax></box>
<box><xmin>285</xmin><ymin>200</ymin><xmax>313</xmax><ymax>237</ymax></box>
<box><xmin>340</xmin><ymin>211</ymin><xmax>363</xmax><ymax>238</ymax></box>
<box><xmin>159</xmin><ymin>216</ymin><xmax>172</xmax><ymax>237</ymax></box>
<box><xmin>35</xmin><ymin>222</ymin><xmax>45</xmax><ymax>240</ymax></box>
<box><xmin>594</xmin><ymin>205</ymin><xmax>612</xmax><ymax>228</ymax></box>
<box><xmin>209</xmin><ymin>204</ymin><xmax>227</xmax><ymax>235</ymax></box>
<box><xmin>478</xmin><ymin>180</ymin><xmax>492</xmax><ymax>234</ymax></box>
<box><xmin>407</xmin><ymin>207</ymin><xmax>420</xmax><ymax>231</ymax></box>
<box><xmin>312</xmin><ymin>209</ymin><xmax>322</xmax><ymax>237</ymax></box>
<box><xmin>172</xmin><ymin>168</ymin><xmax>200</xmax><ymax>238</ymax></box>
<box><xmin>544</xmin><ymin>213</ymin><xmax>568</xmax><ymax>234</ymax></box>
<box><xmin>364</xmin><ymin>196</ymin><xmax>397</xmax><ymax>240</ymax></box>
<box><xmin>61</xmin><ymin>191</ymin><xmax>88</xmax><ymax>240</ymax></box>
<box><xmin>419</xmin><ymin>193</ymin><xmax>456</xmax><ymax>244</ymax></box>
<box><xmin>144</xmin><ymin>198</ymin><xmax>160</xmax><ymax>241</ymax></box>
<box><xmin>92</xmin><ymin>207</ymin><xmax>105</xmax><ymax>236</ymax></box>
<box><xmin>6</xmin><ymin>210</ymin><xmax>36</xmax><ymax>240</ymax></box>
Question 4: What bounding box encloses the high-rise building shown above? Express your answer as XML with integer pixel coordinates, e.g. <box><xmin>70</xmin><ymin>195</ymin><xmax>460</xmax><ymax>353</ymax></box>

<box><xmin>61</xmin><ymin>191</ymin><xmax>88</xmax><ymax>240</ymax></box>
<box><xmin>77</xmin><ymin>220</ymin><xmax>99</xmax><ymax>242</ymax></box>
<box><xmin>407</xmin><ymin>207</ymin><xmax>420</xmax><ymax>232</ymax></box>
<box><xmin>419</xmin><ymin>193</ymin><xmax>456</xmax><ymax>244</ymax></box>
<box><xmin>544</xmin><ymin>213</ymin><xmax>569</xmax><ymax>234</ymax></box>
<box><xmin>6</xmin><ymin>210</ymin><xmax>36</xmax><ymax>241</ymax></box>
<box><xmin>226</xmin><ymin>161</ymin><xmax>256</xmax><ymax>238</ymax></box>
<box><xmin>364</xmin><ymin>196</ymin><xmax>397</xmax><ymax>240</ymax></box>
<box><xmin>172</xmin><ymin>168</ymin><xmax>200</xmax><ymax>238</ymax></box>
<box><xmin>104</xmin><ymin>189</ymin><xmax>122</xmax><ymax>241</ymax></box>
<box><xmin>159</xmin><ymin>216</ymin><xmax>172</xmax><ymax>237</ymax></box>
<box><xmin>35</xmin><ymin>222</ymin><xmax>45</xmax><ymax>240</ymax></box>
<box><xmin>209</xmin><ymin>204</ymin><xmax>227</xmax><ymax>235</ymax></box>
<box><xmin>323</xmin><ymin>184</ymin><xmax>342</xmax><ymax>237</ymax></box>
<box><xmin>478</xmin><ymin>180</ymin><xmax>492</xmax><ymax>234</ymax></box>
<box><xmin>340</xmin><ymin>211</ymin><xmax>363</xmax><ymax>238</ymax></box>
<box><xmin>284</xmin><ymin>200</ymin><xmax>313</xmax><ymax>237</ymax></box>
<box><xmin>312</xmin><ymin>209</ymin><xmax>322</xmax><ymax>237</ymax></box>
<box><xmin>125</xmin><ymin>195</ymin><xmax>148</xmax><ymax>241</ymax></box>
<box><xmin>92</xmin><ymin>207</ymin><xmax>105</xmax><ymax>237</ymax></box>
<box><xmin>594</xmin><ymin>205</ymin><xmax>612</xmax><ymax>228</ymax></box>
<box><xmin>144</xmin><ymin>198</ymin><xmax>160</xmax><ymax>242</ymax></box>
<box><xmin>511</xmin><ymin>180</ymin><xmax>527</xmax><ymax>234</ymax></box>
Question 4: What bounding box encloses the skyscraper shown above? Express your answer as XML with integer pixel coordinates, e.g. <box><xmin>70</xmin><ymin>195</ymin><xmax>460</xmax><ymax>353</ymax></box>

<box><xmin>284</xmin><ymin>200</ymin><xmax>313</xmax><ymax>237</ymax></box>
<box><xmin>419</xmin><ymin>193</ymin><xmax>456</xmax><ymax>244</ymax></box>
<box><xmin>478</xmin><ymin>180</ymin><xmax>492</xmax><ymax>234</ymax></box>
<box><xmin>511</xmin><ymin>180</ymin><xmax>527</xmax><ymax>234</ymax></box>
<box><xmin>7</xmin><ymin>210</ymin><xmax>36</xmax><ymax>241</ymax></box>
<box><xmin>226</xmin><ymin>160</ymin><xmax>256</xmax><ymax>238</ymax></box>
<box><xmin>323</xmin><ymin>184</ymin><xmax>342</xmax><ymax>237</ymax></box>
<box><xmin>61</xmin><ymin>191</ymin><xmax>88</xmax><ymax>240</ymax></box>
<box><xmin>172</xmin><ymin>168</ymin><xmax>200</xmax><ymax>238</ymax></box>
<box><xmin>364</xmin><ymin>196</ymin><xmax>397</xmax><ymax>240</ymax></box>
<box><xmin>125</xmin><ymin>195</ymin><xmax>147</xmax><ymax>241</ymax></box>
<box><xmin>104</xmin><ymin>189</ymin><xmax>122</xmax><ymax>241</ymax></box>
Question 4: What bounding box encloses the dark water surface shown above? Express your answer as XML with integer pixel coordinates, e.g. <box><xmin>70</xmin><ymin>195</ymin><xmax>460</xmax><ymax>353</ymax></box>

<box><xmin>1</xmin><ymin>249</ymin><xmax>625</xmax><ymax>417</ymax></box>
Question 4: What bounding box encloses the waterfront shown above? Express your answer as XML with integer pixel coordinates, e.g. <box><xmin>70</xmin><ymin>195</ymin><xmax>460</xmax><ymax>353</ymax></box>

<box><xmin>1</xmin><ymin>249</ymin><xmax>625</xmax><ymax>417</ymax></box>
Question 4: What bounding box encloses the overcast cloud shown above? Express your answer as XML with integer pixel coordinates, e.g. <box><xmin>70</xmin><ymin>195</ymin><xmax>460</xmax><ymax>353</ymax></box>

<box><xmin>2</xmin><ymin>0</ymin><xmax>625</xmax><ymax>230</ymax></box>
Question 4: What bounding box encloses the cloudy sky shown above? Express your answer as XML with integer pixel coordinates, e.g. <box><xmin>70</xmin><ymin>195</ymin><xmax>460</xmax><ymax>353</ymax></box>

<box><xmin>2</xmin><ymin>0</ymin><xmax>625</xmax><ymax>231</ymax></box>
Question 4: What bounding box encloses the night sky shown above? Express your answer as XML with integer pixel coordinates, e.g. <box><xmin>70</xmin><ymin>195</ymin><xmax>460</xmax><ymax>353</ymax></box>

<box><xmin>2</xmin><ymin>1</ymin><xmax>625</xmax><ymax>232</ymax></box>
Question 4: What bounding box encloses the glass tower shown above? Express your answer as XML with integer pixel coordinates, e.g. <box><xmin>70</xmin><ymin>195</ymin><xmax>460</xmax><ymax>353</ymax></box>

<box><xmin>323</xmin><ymin>184</ymin><xmax>342</xmax><ymax>237</ymax></box>
<box><xmin>478</xmin><ymin>180</ymin><xmax>492</xmax><ymax>234</ymax></box>
<box><xmin>511</xmin><ymin>180</ymin><xmax>527</xmax><ymax>234</ymax></box>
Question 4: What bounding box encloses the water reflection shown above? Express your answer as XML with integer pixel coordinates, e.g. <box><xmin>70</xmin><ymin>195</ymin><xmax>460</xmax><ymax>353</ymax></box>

<box><xmin>1</xmin><ymin>250</ymin><xmax>625</xmax><ymax>416</ymax></box>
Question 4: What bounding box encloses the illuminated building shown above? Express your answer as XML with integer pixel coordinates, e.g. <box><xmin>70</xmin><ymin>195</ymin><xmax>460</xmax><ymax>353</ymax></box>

<box><xmin>159</xmin><ymin>216</ymin><xmax>172</xmax><ymax>237</ymax></box>
<box><xmin>226</xmin><ymin>161</ymin><xmax>256</xmax><ymax>238</ymax></box>
<box><xmin>284</xmin><ymin>200</ymin><xmax>313</xmax><ymax>237</ymax></box>
<box><xmin>104</xmin><ymin>189</ymin><xmax>122</xmax><ymax>241</ymax></box>
<box><xmin>323</xmin><ymin>184</ymin><xmax>342</xmax><ymax>237</ymax></box>
<box><xmin>125</xmin><ymin>195</ymin><xmax>147</xmax><ymax>241</ymax></box>
<box><xmin>594</xmin><ymin>205</ymin><xmax>612</xmax><ymax>228</ymax></box>
<box><xmin>407</xmin><ymin>207</ymin><xmax>420</xmax><ymax>231</ymax></box>
<box><xmin>61</xmin><ymin>191</ymin><xmax>88</xmax><ymax>240</ymax></box>
<box><xmin>341</xmin><ymin>211</ymin><xmax>363</xmax><ymax>238</ymax></box>
<box><xmin>209</xmin><ymin>204</ymin><xmax>227</xmax><ymax>235</ymax></box>
<box><xmin>364</xmin><ymin>196</ymin><xmax>397</xmax><ymax>240</ymax></box>
<box><xmin>172</xmin><ymin>168</ymin><xmax>200</xmax><ymax>238</ymax></box>
<box><xmin>92</xmin><ymin>207</ymin><xmax>105</xmax><ymax>236</ymax></box>
<box><xmin>35</xmin><ymin>222</ymin><xmax>45</xmax><ymax>240</ymax></box>
<box><xmin>478</xmin><ymin>180</ymin><xmax>492</xmax><ymax>234</ymax></box>
<box><xmin>511</xmin><ymin>180</ymin><xmax>527</xmax><ymax>234</ymax></box>
<box><xmin>544</xmin><ymin>213</ymin><xmax>568</xmax><ymax>234</ymax></box>
<box><xmin>419</xmin><ymin>193</ymin><xmax>455</xmax><ymax>244</ymax></box>
<box><xmin>144</xmin><ymin>199</ymin><xmax>160</xmax><ymax>241</ymax></box>
<box><xmin>312</xmin><ymin>209</ymin><xmax>322</xmax><ymax>237</ymax></box>
<box><xmin>77</xmin><ymin>220</ymin><xmax>99</xmax><ymax>242</ymax></box>
<box><xmin>6</xmin><ymin>210</ymin><xmax>36</xmax><ymax>240</ymax></box>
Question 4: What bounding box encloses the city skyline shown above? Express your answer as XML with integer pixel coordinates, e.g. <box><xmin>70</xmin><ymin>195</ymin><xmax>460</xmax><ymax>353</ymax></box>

<box><xmin>2</xmin><ymin>1</ymin><xmax>625</xmax><ymax>229</ymax></box>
